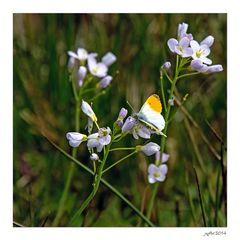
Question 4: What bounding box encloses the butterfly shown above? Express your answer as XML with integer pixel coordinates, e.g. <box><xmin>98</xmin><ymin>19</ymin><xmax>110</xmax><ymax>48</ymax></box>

<box><xmin>135</xmin><ymin>94</ymin><xmax>166</xmax><ymax>136</ymax></box>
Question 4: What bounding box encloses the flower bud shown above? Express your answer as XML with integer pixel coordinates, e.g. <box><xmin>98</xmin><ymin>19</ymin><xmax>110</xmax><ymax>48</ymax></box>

<box><xmin>141</xmin><ymin>142</ymin><xmax>160</xmax><ymax>156</ymax></box>
<box><xmin>161</xmin><ymin>61</ymin><xmax>171</xmax><ymax>70</ymax></box>
<box><xmin>122</xmin><ymin>116</ymin><xmax>136</xmax><ymax>132</ymax></box>
<box><xmin>101</xmin><ymin>52</ymin><xmax>117</xmax><ymax>67</ymax></box>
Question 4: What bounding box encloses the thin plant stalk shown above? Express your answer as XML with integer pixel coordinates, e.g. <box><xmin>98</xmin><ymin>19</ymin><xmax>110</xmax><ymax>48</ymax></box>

<box><xmin>70</xmin><ymin>143</ymin><xmax>112</xmax><ymax>225</ymax></box>
<box><xmin>102</xmin><ymin>151</ymin><xmax>137</xmax><ymax>174</ymax></box>
<box><xmin>46</xmin><ymin>137</ymin><xmax>155</xmax><ymax>227</ymax></box>
<box><xmin>52</xmin><ymin>79</ymin><xmax>81</xmax><ymax>226</ymax></box>
<box><xmin>194</xmin><ymin>167</ymin><xmax>207</xmax><ymax>227</ymax></box>
<box><xmin>147</xmin><ymin>56</ymin><xmax>180</xmax><ymax>219</ymax></box>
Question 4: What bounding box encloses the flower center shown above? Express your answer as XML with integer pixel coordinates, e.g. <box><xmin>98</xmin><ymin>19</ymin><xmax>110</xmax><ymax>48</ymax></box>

<box><xmin>177</xmin><ymin>45</ymin><xmax>184</xmax><ymax>52</ymax></box>
<box><xmin>153</xmin><ymin>172</ymin><xmax>161</xmax><ymax>178</ymax></box>
<box><xmin>196</xmin><ymin>49</ymin><xmax>204</xmax><ymax>58</ymax></box>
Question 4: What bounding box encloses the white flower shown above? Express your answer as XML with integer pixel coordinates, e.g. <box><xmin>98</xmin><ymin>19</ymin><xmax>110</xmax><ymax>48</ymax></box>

<box><xmin>81</xmin><ymin>100</ymin><xmax>97</xmax><ymax>122</ymax></box>
<box><xmin>88</xmin><ymin>56</ymin><xmax>108</xmax><ymax>78</ymax></box>
<box><xmin>66</xmin><ymin>132</ymin><xmax>87</xmax><ymax>147</ymax></box>
<box><xmin>101</xmin><ymin>52</ymin><xmax>117</xmax><ymax>67</ymax></box>
<box><xmin>190</xmin><ymin>40</ymin><xmax>212</xmax><ymax>65</ymax></box>
<box><xmin>68</xmin><ymin>48</ymin><xmax>88</xmax><ymax>61</ymax></box>
<box><xmin>148</xmin><ymin>163</ymin><xmax>168</xmax><ymax>184</ymax></box>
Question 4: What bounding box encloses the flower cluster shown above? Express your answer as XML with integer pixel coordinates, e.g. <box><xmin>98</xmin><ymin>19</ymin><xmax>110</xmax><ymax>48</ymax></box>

<box><xmin>115</xmin><ymin>108</ymin><xmax>169</xmax><ymax>184</ymax></box>
<box><xmin>66</xmin><ymin>100</ymin><xmax>112</xmax><ymax>160</ymax></box>
<box><xmin>68</xmin><ymin>48</ymin><xmax>117</xmax><ymax>88</ymax></box>
<box><xmin>167</xmin><ymin>22</ymin><xmax>223</xmax><ymax>73</ymax></box>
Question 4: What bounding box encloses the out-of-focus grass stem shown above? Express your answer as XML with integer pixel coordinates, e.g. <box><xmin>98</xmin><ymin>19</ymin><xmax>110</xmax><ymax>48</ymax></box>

<box><xmin>52</xmin><ymin>78</ymin><xmax>81</xmax><ymax>226</ymax></box>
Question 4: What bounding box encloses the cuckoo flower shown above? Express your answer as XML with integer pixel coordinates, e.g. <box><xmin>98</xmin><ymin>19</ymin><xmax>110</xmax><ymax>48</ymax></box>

<box><xmin>116</xmin><ymin>108</ymin><xmax>128</xmax><ymax>127</ymax></box>
<box><xmin>88</xmin><ymin>55</ymin><xmax>108</xmax><ymax>78</ymax></box>
<box><xmin>122</xmin><ymin>116</ymin><xmax>137</xmax><ymax>132</ymax></box>
<box><xmin>101</xmin><ymin>52</ymin><xmax>117</xmax><ymax>67</ymax></box>
<box><xmin>99</xmin><ymin>75</ymin><xmax>113</xmax><ymax>88</ymax></box>
<box><xmin>90</xmin><ymin>153</ymin><xmax>99</xmax><ymax>161</ymax></box>
<box><xmin>190</xmin><ymin>40</ymin><xmax>212</xmax><ymax>65</ymax></box>
<box><xmin>87</xmin><ymin>127</ymin><xmax>111</xmax><ymax>153</ymax></box>
<box><xmin>66</xmin><ymin>132</ymin><xmax>87</xmax><ymax>148</ymax></box>
<box><xmin>206</xmin><ymin>64</ymin><xmax>223</xmax><ymax>73</ymax></box>
<box><xmin>161</xmin><ymin>61</ymin><xmax>171</xmax><ymax>70</ymax></box>
<box><xmin>200</xmin><ymin>35</ymin><xmax>214</xmax><ymax>47</ymax></box>
<box><xmin>191</xmin><ymin>59</ymin><xmax>223</xmax><ymax>73</ymax></box>
<box><xmin>191</xmin><ymin>59</ymin><xmax>209</xmax><ymax>72</ymax></box>
<box><xmin>155</xmin><ymin>151</ymin><xmax>170</xmax><ymax>163</ymax></box>
<box><xmin>98</xmin><ymin>127</ymin><xmax>111</xmax><ymax>146</ymax></box>
<box><xmin>148</xmin><ymin>163</ymin><xmax>168</xmax><ymax>184</ymax></box>
<box><xmin>77</xmin><ymin>66</ymin><xmax>87</xmax><ymax>87</ymax></box>
<box><xmin>140</xmin><ymin>142</ymin><xmax>160</xmax><ymax>156</ymax></box>
<box><xmin>168</xmin><ymin>37</ymin><xmax>193</xmax><ymax>57</ymax></box>
<box><xmin>87</xmin><ymin>133</ymin><xmax>102</xmax><ymax>152</ymax></box>
<box><xmin>132</xmin><ymin>123</ymin><xmax>151</xmax><ymax>139</ymax></box>
<box><xmin>68</xmin><ymin>48</ymin><xmax>88</xmax><ymax>62</ymax></box>
<box><xmin>81</xmin><ymin>100</ymin><xmax>97</xmax><ymax>122</ymax></box>
<box><xmin>68</xmin><ymin>56</ymin><xmax>75</xmax><ymax>72</ymax></box>
<box><xmin>177</xmin><ymin>22</ymin><xmax>193</xmax><ymax>41</ymax></box>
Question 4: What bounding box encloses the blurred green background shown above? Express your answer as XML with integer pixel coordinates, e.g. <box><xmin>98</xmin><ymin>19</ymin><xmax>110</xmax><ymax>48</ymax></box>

<box><xmin>13</xmin><ymin>14</ymin><xmax>227</xmax><ymax>227</ymax></box>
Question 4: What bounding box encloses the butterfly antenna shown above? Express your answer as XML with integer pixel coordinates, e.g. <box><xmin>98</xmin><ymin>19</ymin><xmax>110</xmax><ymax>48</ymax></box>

<box><xmin>126</xmin><ymin>100</ymin><xmax>135</xmax><ymax>112</ymax></box>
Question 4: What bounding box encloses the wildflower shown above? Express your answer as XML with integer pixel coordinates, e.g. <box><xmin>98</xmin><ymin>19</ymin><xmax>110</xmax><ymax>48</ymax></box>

<box><xmin>200</xmin><ymin>35</ymin><xmax>214</xmax><ymax>47</ymax></box>
<box><xmin>101</xmin><ymin>52</ymin><xmax>117</xmax><ymax>67</ymax></box>
<box><xmin>168</xmin><ymin>37</ymin><xmax>193</xmax><ymax>57</ymax></box>
<box><xmin>90</xmin><ymin>153</ymin><xmax>99</xmax><ymax>161</ymax></box>
<box><xmin>168</xmin><ymin>97</ymin><xmax>175</xmax><ymax>106</ymax></box>
<box><xmin>177</xmin><ymin>22</ymin><xmax>193</xmax><ymax>41</ymax></box>
<box><xmin>77</xmin><ymin>66</ymin><xmax>87</xmax><ymax>87</ymax></box>
<box><xmin>161</xmin><ymin>61</ymin><xmax>171</xmax><ymax>70</ymax></box>
<box><xmin>87</xmin><ymin>133</ymin><xmax>103</xmax><ymax>152</ymax></box>
<box><xmin>88</xmin><ymin>55</ymin><xmax>108</xmax><ymax>78</ymax></box>
<box><xmin>148</xmin><ymin>163</ymin><xmax>168</xmax><ymax>184</ymax></box>
<box><xmin>87</xmin><ymin>127</ymin><xmax>111</xmax><ymax>152</ymax></box>
<box><xmin>66</xmin><ymin>132</ymin><xmax>87</xmax><ymax>147</ymax></box>
<box><xmin>87</xmin><ymin>118</ymin><xmax>93</xmax><ymax>134</ymax></box>
<box><xmin>122</xmin><ymin>116</ymin><xmax>137</xmax><ymax>132</ymax></box>
<box><xmin>68</xmin><ymin>56</ymin><xmax>75</xmax><ymax>72</ymax></box>
<box><xmin>98</xmin><ymin>127</ymin><xmax>111</xmax><ymax>146</ymax></box>
<box><xmin>116</xmin><ymin>108</ymin><xmax>128</xmax><ymax>127</ymax></box>
<box><xmin>140</xmin><ymin>142</ymin><xmax>160</xmax><ymax>156</ymax></box>
<box><xmin>206</xmin><ymin>64</ymin><xmax>223</xmax><ymax>73</ymax></box>
<box><xmin>155</xmin><ymin>151</ymin><xmax>170</xmax><ymax>163</ymax></box>
<box><xmin>99</xmin><ymin>75</ymin><xmax>113</xmax><ymax>88</ymax></box>
<box><xmin>191</xmin><ymin>59</ymin><xmax>223</xmax><ymax>73</ymax></box>
<box><xmin>132</xmin><ymin>123</ymin><xmax>151</xmax><ymax>139</ymax></box>
<box><xmin>190</xmin><ymin>40</ymin><xmax>212</xmax><ymax>65</ymax></box>
<box><xmin>68</xmin><ymin>48</ymin><xmax>88</xmax><ymax>62</ymax></box>
<box><xmin>190</xmin><ymin>59</ymin><xmax>209</xmax><ymax>72</ymax></box>
<box><xmin>81</xmin><ymin>100</ymin><xmax>97</xmax><ymax>122</ymax></box>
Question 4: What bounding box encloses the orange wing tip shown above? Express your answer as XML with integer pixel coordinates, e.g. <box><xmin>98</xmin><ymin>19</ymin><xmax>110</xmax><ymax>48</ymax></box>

<box><xmin>146</xmin><ymin>94</ymin><xmax>162</xmax><ymax>113</ymax></box>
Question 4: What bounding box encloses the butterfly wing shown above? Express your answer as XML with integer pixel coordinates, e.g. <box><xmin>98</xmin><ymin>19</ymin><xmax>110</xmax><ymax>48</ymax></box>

<box><xmin>138</xmin><ymin>94</ymin><xmax>165</xmax><ymax>134</ymax></box>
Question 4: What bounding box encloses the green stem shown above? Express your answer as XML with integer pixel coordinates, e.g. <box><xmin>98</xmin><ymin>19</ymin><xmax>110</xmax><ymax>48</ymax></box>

<box><xmin>164</xmin><ymin>71</ymin><xmax>173</xmax><ymax>84</ymax></box>
<box><xmin>147</xmin><ymin>55</ymin><xmax>180</xmax><ymax>220</ymax></box>
<box><xmin>160</xmin><ymin>71</ymin><xmax>167</xmax><ymax>111</ymax></box>
<box><xmin>177</xmin><ymin>72</ymin><xmax>201</xmax><ymax>80</ymax></box>
<box><xmin>52</xmin><ymin>80</ymin><xmax>81</xmax><ymax>227</ymax></box>
<box><xmin>70</xmin><ymin>144</ymin><xmax>112</xmax><ymax>225</ymax></box>
<box><xmin>146</xmin><ymin>183</ymin><xmax>159</xmax><ymax>219</ymax></box>
<box><xmin>102</xmin><ymin>151</ymin><xmax>137</xmax><ymax>174</ymax></box>
<box><xmin>109</xmin><ymin>147</ymin><xmax>136</xmax><ymax>152</ymax></box>
<box><xmin>46</xmin><ymin>137</ymin><xmax>154</xmax><ymax>226</ymax></box>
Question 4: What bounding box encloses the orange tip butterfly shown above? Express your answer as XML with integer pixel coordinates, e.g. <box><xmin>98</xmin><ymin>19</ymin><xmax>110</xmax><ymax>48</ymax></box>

<box><xmin>135</xmin><ymin>94</ymin><xmax>166</xmax><ymax>137</ymax></box>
